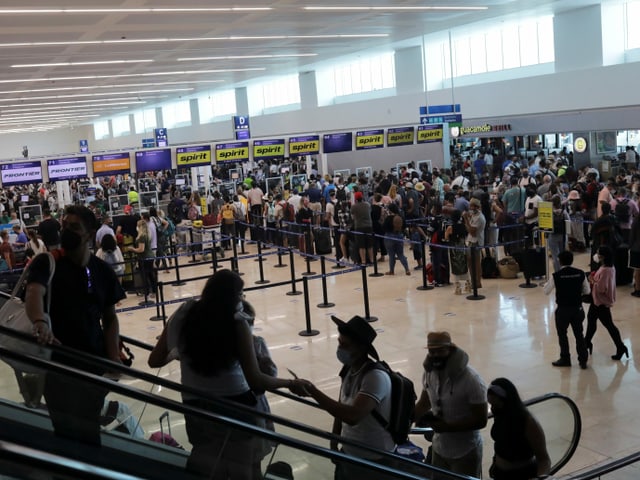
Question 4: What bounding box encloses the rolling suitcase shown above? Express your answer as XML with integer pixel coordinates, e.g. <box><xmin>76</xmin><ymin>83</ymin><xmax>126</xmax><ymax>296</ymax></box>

<box><xmin>314</xmin><ymin>228</ymin><xmax>332</xmax><ymax>255</ymax></box>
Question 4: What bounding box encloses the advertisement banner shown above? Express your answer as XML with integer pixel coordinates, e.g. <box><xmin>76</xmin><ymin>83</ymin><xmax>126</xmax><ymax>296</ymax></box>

<box><xmin>1</xmin><ymin>161</ymin><xmax>43</xmax><ymax>186</ymax></box>
<box><xmin>47</xmin><ymin>156</ymin><xmax>87</xmax><ymax>181</ymax></box>
<box><xmin>538</xmin><ymin>201</ymin><xmax>554</xmax><ymax>232</ymax></box>
<box><xmin>323</xmin><ymin>132</ymin><xmax>353</xmax><ymax>154</ymax></box>
<box><xmin>215</xmin><ymin>142</ymin><xmax>249</xmax><ymax>163</ymax></box>
<box><xmin>253</xmin><ymin>139</ymin><xmax>285</xmax><ymax>160</ymax></box>
<box><xmin>92</xmin><ymin>153</ymin><xmax>131</xmax><ymax>176</ymax></box>
<box><xmin>417</xmin><ymin>125</ymin><xmax>443</xmax><ymax>144</ymax></box>
<box><xmin>288</xmin><ymin>135</ymin><xmax>320</xmax><ymax>155</ymax></box>
<box><xmin>355</xmin><ymin>129</ymin><xmax>384</xmax><ymax>150</ymax></box>
<box><xmin>387</xmin><ymin>127</ymin><xmax>415</xmax><ymax>147</ymax></box>
<box><xmin>135</xmin><ymin>148</ymin><xmax>171</xmax><ymax>173</ymax></box>
<box><xmin>176</xmin><ymin>145</ymin><xmax>212</xmax><ymax>167</ymax></box>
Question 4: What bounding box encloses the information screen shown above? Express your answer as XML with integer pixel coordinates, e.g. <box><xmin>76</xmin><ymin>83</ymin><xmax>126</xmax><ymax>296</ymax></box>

<box><xmin>135</xmin><ymin>148</ymin><xmax>172</xmax><ymax>172</ymax></box>
<box><xmin>323</xmin><ymin>132</ymin><xmax>353</xmax><ymax>154</ymax></box>
<box><xmin>92</xmin><ymin>153</ymin><xmax>131</xmax><ymax>177</ymax></box>
<box><xmin>47</xmin><ymin>156</ymin><xmax>88</xmax><ymax>181</ymax></box>
<box><xmin>1</xmin><ymin>161</ymin><xmax>43</xmax><ymax>186</ymax></box>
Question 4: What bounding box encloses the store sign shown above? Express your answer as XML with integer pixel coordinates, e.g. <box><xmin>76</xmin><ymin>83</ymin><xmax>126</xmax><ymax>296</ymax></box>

<box><xmin>459</xmin><ymin>124</ymin><xmax>512</xmax><ymax>135</ymax></box>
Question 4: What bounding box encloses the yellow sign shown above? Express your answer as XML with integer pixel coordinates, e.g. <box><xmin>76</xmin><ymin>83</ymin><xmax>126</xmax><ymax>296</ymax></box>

<box><xmin>253</xmin><ymin>142</ymin><xmax>285</xmax><ymax>158</ymax></box>
<box><xmin>538</xmin><ymin>201</ymin><xmax>553</xmax><ymax>232</ymax></box>
<box><xmin>215</xmin><ymin>145</ymin><xmax>249</xmax><ymax>162</ymax></box>
<box><xmin>355</xmin><ymin>133</ymin><xmax>384</xmax><ymax>149</ymax></box>
<box><xmin>417</xmin><ymin>127</ymin><xmax>443</xmax><ymax>143</ymax></box>
<box><xmin>176</xmin><ymin>147</ymin><xmax>211</xmax><ymax>166</ymax></box>
<box><xmin>387</xmin><ymin>130</ymin><xmax>414</xmax><ymax>146</ymax></box>
<box><xmin>289</xmin><ymin>137</ymin><xmax>320</xmax><ymax>155</ymax></box>
<box><xmin>574</xmin><ymin>137</ymin><xmax>588</xmax><ymax>153</ymax></box>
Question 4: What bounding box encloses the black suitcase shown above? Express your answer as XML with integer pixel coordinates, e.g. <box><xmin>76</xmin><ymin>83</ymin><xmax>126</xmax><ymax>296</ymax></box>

<box><xmin>615</xmin><ymin>245</ymin><xmax>633</xmax><ymax>285</ymax></box>
<box><xmin>481</xmin><ymin>253</ymin><xmax>499</xmax><ymax>279</ymax></box>
<box><xmin>314</xmin><ymin>228</ymin><xmax>332</xmax><ymax>255</ymax></box>
<box><xmin>513</xmin><ymin>248</ymin><xmax>546</xmax><ymax>279</ymax></box>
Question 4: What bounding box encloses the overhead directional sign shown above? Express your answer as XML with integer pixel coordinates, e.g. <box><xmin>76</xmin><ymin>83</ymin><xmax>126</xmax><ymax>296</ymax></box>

<box><xmin>420</xmin><ymin>114</ymin><xmax>462</xmax><ymax>125</ymax></box>
<box><xmin>419</xmin><ymin>104</ymin><xmax>462</xmax><ymax>127</ymax></box>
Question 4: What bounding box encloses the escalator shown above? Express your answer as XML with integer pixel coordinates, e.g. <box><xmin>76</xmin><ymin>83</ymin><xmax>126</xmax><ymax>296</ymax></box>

<box><xmin>0</xmin><ymin>326</ymin><xmax>583</xmax><ymax>479</ymax></box>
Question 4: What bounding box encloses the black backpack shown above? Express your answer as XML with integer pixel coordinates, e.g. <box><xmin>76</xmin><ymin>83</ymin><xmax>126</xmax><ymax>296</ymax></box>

<box><xmin>340</xmin><ymin>360</ymin><xmax>416</xmax><ymax>445</ymax></box>
<box><xmin>335</xmin><ymin>185</ymin><xmax>347</xmax><ymax>202</ymax></box>
<box><xmin>614</xmin><ymin>199</ymin><xmax>631</xmax><ymax>224</ymax></box>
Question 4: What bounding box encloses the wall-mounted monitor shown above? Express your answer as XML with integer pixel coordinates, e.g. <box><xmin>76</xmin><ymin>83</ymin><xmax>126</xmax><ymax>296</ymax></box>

<box><xmin>323</xmin><ymin>132</ymin><xmax>353</xmax><ymax>154</ymax></box>
<box><xmin>20</xmin><ymin>195</ymin><xmax>29</xmax><ymax>203</ymax></box>
<box><xmin>47</xmin><ymin>156</ymin><xmax>88</xmax><ymax>181</ymax></box>
<box><xmin>253</xmin><ymin>139</ymin><xmax>285</xmax><ymax>160</ymax></box>
<box><xmin>92</xmin><ymin>153</ymin><xmax>131</xmax><ymax>177</ymax></box>
<box><xmin>215</xmin><ymin>142</ymin><xmax>249</xmax><ymax>163</ymax></box>
<box><xmin>1</xmin><ymin>161</ymin><xmax>43</xmax><ymax>186</ymax></box>
<box><xmin>135</xmin><ymin>148</ymin><xmax>171</xmax><ymax>173</ymax></box>
<box><xmin>387</xmin><ymin>127</ymin><xmax>415</xmax><ymax>147</ymax></box>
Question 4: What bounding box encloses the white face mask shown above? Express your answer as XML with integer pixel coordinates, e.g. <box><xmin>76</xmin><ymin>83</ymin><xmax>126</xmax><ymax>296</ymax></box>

<box><xmin>593</xmin><ymin>253</ymin><xmax>601</xmax><ymax>263</ymax></box>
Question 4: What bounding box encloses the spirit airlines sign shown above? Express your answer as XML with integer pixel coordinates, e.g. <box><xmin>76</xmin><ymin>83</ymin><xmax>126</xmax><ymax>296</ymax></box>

<box><xmin>176</xmin><ymin>145</ymin><xmax>211</xmax><ymax>167</ymax></box>
<box><xmin>215</xmin><ymin>142</ymin><xmax>249</xmax><ymax>163</ymax></box>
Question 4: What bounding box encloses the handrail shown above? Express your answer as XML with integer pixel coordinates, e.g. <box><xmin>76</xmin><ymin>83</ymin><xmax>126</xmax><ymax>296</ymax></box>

<box><xmin>0</xmin><ymin>439</ymin><xmax>144</xmax><ymax>480</ymax></box>
<box><xmin>0</xmin><ymin>327</ymin><xmax>473</xmax><ymax>480</ymax></box>
<box><xmin>559</xmin><ymin>451</ymin><xmax>640</xmax><ymax>479</ymax></box>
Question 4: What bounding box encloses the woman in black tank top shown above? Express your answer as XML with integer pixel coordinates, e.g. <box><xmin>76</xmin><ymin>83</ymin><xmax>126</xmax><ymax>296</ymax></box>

<box><xmin>488</xmin><ymin>378</ymin><xmax>551</xmax><ymax>480</ymax></box>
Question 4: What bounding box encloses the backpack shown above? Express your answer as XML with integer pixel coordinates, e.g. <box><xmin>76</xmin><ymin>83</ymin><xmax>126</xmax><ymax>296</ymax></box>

<box><xmin>281</xmin><ymin>201</ymin><xmax>295</xmax><ymax>223</ymax></box>
<box><xmin>234</xmin><ymin>202</ymin><xmax>245</xmax><ymax>221</ymax></box>
<box><xmin>378</xmin><ymin>204</ymin><xmax>389</xmax><ymax>226</ymax></box>
<box><xmin>392</xmin><ymin>214</ymin><xmax>404</xmax><ymax>233</ymax></box>
<box><xmin>614</xmin><ymin>198</ymin><xmax>631</xmax><ymax>224</ymax></box>
<box><xmin>168</xmin><ymin>199</ymin><xmax>183</xmax><ymax>223</ymax></box>
<box><xmin>335</xmin><ymin>185</ymin><xmax>347</xmax><ymax>202</ymax></box>
<box><xmin>340</xmin><ymin>360</ymin><xmax>416</xmax><ymax>445</ymax></box>
<box><xmin>103</xmin><ymin>250</ymin><xmax>124</xmax><ymax>276</ymax></box>
<box><xmin>221</xmin><ymin>204</ymin><xmax>235</xmax><ymax>222</ymax></box>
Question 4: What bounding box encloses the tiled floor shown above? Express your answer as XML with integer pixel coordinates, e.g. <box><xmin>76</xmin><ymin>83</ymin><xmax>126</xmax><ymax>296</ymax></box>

<box><xmin>4</xmin><ymin>241</ymin><xmax>640</xmax><ymax>478</ymax></box>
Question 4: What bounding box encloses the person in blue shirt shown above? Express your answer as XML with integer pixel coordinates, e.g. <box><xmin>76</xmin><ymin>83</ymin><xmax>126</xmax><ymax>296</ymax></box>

<box><xmin>12</xmin><ymin>224</ymin><xmax>29</xmax><ymax>247</ymax></box>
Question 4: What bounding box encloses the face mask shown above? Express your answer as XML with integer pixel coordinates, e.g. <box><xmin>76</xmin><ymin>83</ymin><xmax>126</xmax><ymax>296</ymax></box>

<box><xmin>336</xmin><ymin>347</ymin><xmax>353</xmax><ymax>366</ymax></box>
<box><xmin>424</xmin><ymin>354</ymin><xmax>449</xmax><ymax>371</ymax></box>
<box><xmin>593</xmin><ymin>253</ymin><xmax>601</xmax><ymax>263</ymax></box>
<box><xmin>523</xmin><ymin>173</ymin><xmax>529</xmax><ymax>178</ymax></box>
<box><xmin>60</xmin><ymin>229</ymin><xmax>83</xmax><ymax>251</ymax></box>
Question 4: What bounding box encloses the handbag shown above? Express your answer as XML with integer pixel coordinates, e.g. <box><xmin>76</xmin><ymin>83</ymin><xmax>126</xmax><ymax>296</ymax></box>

<box><xmin>0</xmin><ymin>252</ymin><xmax>55</xmax><ymax>374</ymax></box>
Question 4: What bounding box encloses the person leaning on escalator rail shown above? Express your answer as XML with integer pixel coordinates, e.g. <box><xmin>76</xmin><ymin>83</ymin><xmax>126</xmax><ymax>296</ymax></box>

<box><xmin>25</xmin><ymin>205</ymin><xmax>126</xmax><ymax>445</ymax></box>
<box><xmin>148</xmin><ymin>269</ymin><xmax>308</xmax><ymax>479</ymax></box>
<box><xmin>487</xmin><ymin>378</ymin><xmax>551</xmax><ymax>480</ymax></box>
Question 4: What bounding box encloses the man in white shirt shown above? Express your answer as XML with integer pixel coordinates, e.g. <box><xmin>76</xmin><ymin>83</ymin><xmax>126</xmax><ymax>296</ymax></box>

<box><xmin>523</xmin><ymin>186</ymin><xmax>543</xmax><ymax>247</ymax></box>
<box><xmin>95</xmin><ymin>216</ymin><xmax>115</xmax><ymax>249</ymax></box>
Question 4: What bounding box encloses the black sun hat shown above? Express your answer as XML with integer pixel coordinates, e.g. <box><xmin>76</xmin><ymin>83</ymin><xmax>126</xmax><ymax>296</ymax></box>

<box><xmin>331</xmin><ymin>315</ymin><xmax>379</xmax><ymax>360</ymax></box>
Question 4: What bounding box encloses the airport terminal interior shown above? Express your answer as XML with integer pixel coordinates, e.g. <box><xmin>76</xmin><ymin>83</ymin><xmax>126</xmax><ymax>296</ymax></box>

<box><xmin>0</xmin><ymin>1</ymin><xmax>640</xmax><ymax>479</ymax></box>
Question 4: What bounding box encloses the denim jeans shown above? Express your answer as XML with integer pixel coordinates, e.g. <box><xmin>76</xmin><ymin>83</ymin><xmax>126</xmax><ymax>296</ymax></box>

<box><xmin>384</xmin><ymin>233</ymin><xmax>409</xmax><ymax>273</ymax></box>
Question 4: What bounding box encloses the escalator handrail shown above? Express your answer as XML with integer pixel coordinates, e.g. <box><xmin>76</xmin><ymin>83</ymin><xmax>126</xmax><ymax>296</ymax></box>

<box><xmin>0</xmin><ymin>439</ymin><xmax>144</xmax><ymax>480</ymax></box>
<box><xmin>559</xmin><ymin>451</ymin><xmax>640</xmax><ymax>479</ymax></box>
<box><xmin>0</xmin><ymin>332</ymin><xmax>475</xmax><ymax>480</ymax></box>
<box><xmin>121</xmin><ymin>332</ymin><xmax>582</xmax><ymax>475</ymax></box>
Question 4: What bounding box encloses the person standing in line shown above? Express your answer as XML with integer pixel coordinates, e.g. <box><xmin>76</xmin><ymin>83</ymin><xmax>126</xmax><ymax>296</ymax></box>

<box><xmin>126</xmin><ymin>219</ymin><xmax>156</xmax><ymax>297</ymax></box>
<box><xmin>487</xmin><ymin>378</ymin><xmax>551</xmax><ymax>480</ymax></box>
<box><xmin>37</xmin><ymin>209</ymin><xmax>61</xmax><ymax>251</ymax></box>
<box><xmin>630</xmin><ymin>215</ymin><xmax>640</xmax><ymax>297</ymax></box>
<box><xmin>247</xmin><ymin>180</ymin><xmax>264</xmax><ymax>242</ymax></box>
<box><xmin>584</xmin><ymin>246</ymin><xmax>629</xmax><ymax>360</ymax></box>
<box><xmin>350</xmin><ymin>191</ymin><xmax>374</xmax><ymax>265</ymax></box>
<box><xmin>414</xmin><ymin>332</ymin><xmax>487</xmax><ymax>478</ymax></box>
<box><xmin>26</xmin><ymin>205</ymin><xmax>126</xmax><ymax>445</ymax></box>
<box><xmin>548</xmin><ymin>196</ymin><xmax>570</xmax><ymax>272</ymax></box>
<box><xmin>462</xmin><ymin>198</ymin><xmax>486</xmax><ymax>292</ymax></box>
<box><xmin>543</xmin><ymin>250</ymin><xmax>590</xmax><ymax>369</ymax></box>
<box><xmin>382</xmin><ymin>203</ymin><xmax>410</xmax><ymax>276</ymax></box>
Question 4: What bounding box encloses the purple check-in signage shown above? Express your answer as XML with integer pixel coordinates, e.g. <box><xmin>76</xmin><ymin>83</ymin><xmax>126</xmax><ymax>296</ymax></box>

<box><xmin>288</xmin><ymin>135</ymin><xmax>320</xmax><ymax>155</ymax></box>
<box><xmin>47</xmin><ymin>156</ymin><xmax>88</xmax><ymax>181</ymax></box>
<box><xmin>1</xmin><ymin>161</ymin><xmax>43</xmax><ymax>186</ymax></box>
<box><xmin>135</xmin><ymin>148</ymin><xmax>172</xmax><ymax>173</ymax></box>
<box><xmin>323</xmin><ymin>132</ymin><xmax>353</xmax><ymax>154</ymax></box>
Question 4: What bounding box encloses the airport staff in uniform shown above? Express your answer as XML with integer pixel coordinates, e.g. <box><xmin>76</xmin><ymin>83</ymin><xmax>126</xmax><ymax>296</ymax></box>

<box><xmin>544</xmin><ymin>250</ymin><xmax>590</xmax><ymax>369</ymax></box>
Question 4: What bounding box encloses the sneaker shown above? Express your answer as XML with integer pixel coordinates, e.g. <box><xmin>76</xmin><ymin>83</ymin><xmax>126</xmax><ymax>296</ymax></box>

<box><xmin>464</xmin><ymin>281</ymin><xmax>472</xmax><ymax>294</ymax></box>
<box><xmin>405</xmin><ymin>270</ymin><xmax>411</xmax><ymax>276</ymax></box>
<box><xmin>579</xmin><ymin>361</ymin><xmax>588</xmax><ymax>370</ymax></box>
<box><xmin>551</xmin><ymin>358</ymin><xmax>572</xmax><ymax>367</ymax></box>
<box><xmin>631</xmin><ymin>291</ymin><xmax>640</xmax><ymax>298</ymax></box>
<box><xmin>454</xmin><ymin>282</ymin><xmax>463</xmax><ymax>295</ymax></box>
<box><xmin>414</xmin><ymin>265</ymin><xmax>422</xmax><ymax>271</ymax></box>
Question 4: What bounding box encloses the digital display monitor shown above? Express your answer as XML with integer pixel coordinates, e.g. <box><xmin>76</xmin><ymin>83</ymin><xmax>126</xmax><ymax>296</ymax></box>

<box><xmin>92</xmin><ymin>153</ymin><xmax>131</xmax><ymax>176</ymax></box>
<box><xmin>47</xmin><ymin>156</ymin><xmax>88</xmax><ymax>181</ymax></box>
<box><xmin>175</xmin><ymin>178</ymin><xmax>186</xmax><ymax>186</ymax></box>
<box><xmin>21</xmin><ymin>195</ymin><xmax>29</xmax><ymax>202</ymax></box>
<box><xmin>135</xmin><ymin>148</ymin><xmax>171</xmax><ymax>173</ymax></box>
<box><xmin>289</xmin><ymin>135</ymin><xmax>320</xmax><ymax>155</ymax></box>
<box><xmin>1</xmin><ymin>161</ymin><xmax>43</xmax><ymax>186</ymax></box>
<box><xmin>176</xmin><ymin>145</ymin><xmax>211</xmax><ymax>167</ymax></box>
<box><xmin>387</xmin><ymin>127</ymin><xmax>415</xmax><ymax>147</ymax></box>
<box><xmin>323</xmin><ymin>132</ymin><xmax>353</xmax><ymax>154</ymax></box>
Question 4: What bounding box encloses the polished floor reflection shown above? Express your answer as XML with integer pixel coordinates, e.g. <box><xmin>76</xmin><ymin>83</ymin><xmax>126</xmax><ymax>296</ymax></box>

<box><xmin>5</xmin><ymin>243</ymin><xmax>640</xmax><ymax>478</ymax></box>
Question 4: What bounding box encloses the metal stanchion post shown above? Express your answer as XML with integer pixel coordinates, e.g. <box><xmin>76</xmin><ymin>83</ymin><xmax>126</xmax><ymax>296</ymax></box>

<box><xmin>172</xmin><ymin>249</ymin><xmax>186</xmax><ymax>286</ymax></box>
<box><xmin>274</xmin><ymin>243</ymin><xmax>287</xmax><ymax>268</ymax></box>
<box><xmin>149</xmin><ymin>281</ymin><xmax>166</xmax><ymax>321</ymax></box>
<box><xmin>361</xmin><ymin>267</ymin><xmax>378</xmax><ymax>323</ymax></box>
<box><xmin>317</xmin><ymin>256</ymin><xmax>335</xmax><ymax>308</ymax></box>
<box><xmin>417</xmin><ymin>238</ymin><xmax>434</xmax><ymax>291</ymax></box>
<box><xmin>231</xmin><ymin>231</ymin><xmax>243</xmax><ymax>276</ymax></box>
<box><xmin>286</xmin><ymin>248</ymin><xmax>302</xmax><ymax>296</ymax></box>
<box><xmin>255</xmin><ymin>241</ymin><xmax>270</xmax><ymax>285</ymax></box>
<box><xmin>467</xmin><ymin>245</ymin><xmax>486</xmax><ymax>300</ymax></box>
<box><xmin>299</xmin><ymin>277</ymin><xmax>320</xmax><ymax>337</ymax></box>
<box><xmin>188</xmin><ymin>227</ymin><xmax>197</xmax><ymax>263</ymax></box>
<box><xmin>210</xmin><ymin>229</ymin><xmax>218</xmax><ymax>273</ymax></box>
<box><xmin>369</xmin><ymin>232</ymin><xmax>383</xmax><ymax>277</ymax></box>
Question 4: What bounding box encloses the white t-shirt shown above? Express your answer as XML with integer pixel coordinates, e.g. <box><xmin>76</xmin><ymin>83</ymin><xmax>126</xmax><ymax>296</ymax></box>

<box><xmin>524</xmin><ymin>194</ymin><xmax>543</xmax><ymax>224</ymax></box>
<box><xmin>340</xmin><ymin>363</ymin><xmax>395</xmax><ymax>458</ymax></box>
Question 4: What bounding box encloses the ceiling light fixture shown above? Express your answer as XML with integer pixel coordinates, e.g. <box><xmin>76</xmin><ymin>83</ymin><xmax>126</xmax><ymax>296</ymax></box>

<box><xmin>0</xmin><ymin>7</ymin><xmax>272</xmax><ymax>14</ymax></box>
<box><xmin>0</xmin><ymin>68</ymin><xmax>264</xmax><ymax>85</ymax></box>
<box><xmin>303</xmin><ymin>6</ymin><xmax>488</xmax><ymax>11</ymax></box>
<box><xmin>0</xmin><ymin>80</ymin><xmax>221</xmax><ymax>96</ymax></box>
<box><xmin>177</xmin><ymin>53</ymin><xmax>318</xmax><ymax>61</ymax></box>
<box><xmin>0</xmin><ymin>88</ymin><xmax>194</xmax><ymax>103</ymax></box>
<box><xmin>11</xmin><ymin>59</ymin><xmax>154</xmax><ymax>68</ymax></box>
